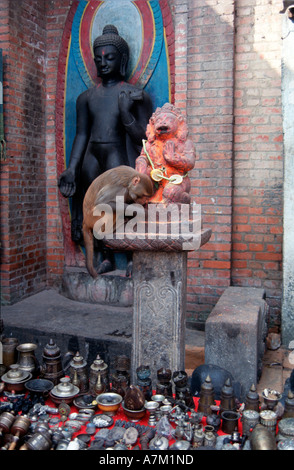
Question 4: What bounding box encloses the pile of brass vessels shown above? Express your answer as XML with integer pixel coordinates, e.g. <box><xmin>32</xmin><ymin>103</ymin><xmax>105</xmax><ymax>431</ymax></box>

<box><xmin>0</xmin><ymin>336</ymin><xmax>294</xmax><ymax>450</ymax></box>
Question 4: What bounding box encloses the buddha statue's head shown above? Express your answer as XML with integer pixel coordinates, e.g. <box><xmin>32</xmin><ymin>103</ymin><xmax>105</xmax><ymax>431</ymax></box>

<box><xmin>93</xmin><ymin>25</ymin><xmax>129</xmax><ymax>80</ymax></box>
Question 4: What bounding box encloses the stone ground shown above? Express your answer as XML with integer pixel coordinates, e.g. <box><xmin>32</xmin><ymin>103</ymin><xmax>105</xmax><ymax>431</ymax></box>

<box><xmin>1</xmin><ymin>288</ymin><xmax>293</xmax><ymax>395</ymax></box>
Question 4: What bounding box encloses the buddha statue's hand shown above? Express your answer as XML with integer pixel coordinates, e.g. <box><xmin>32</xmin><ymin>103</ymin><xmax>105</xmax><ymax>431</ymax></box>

<box><xmin>58</xmin><ymin>168</ymin><xmax>76</xmax><ymax>198</ymax></box>
<box><xmin>118</xmin><ymin>90</ymin><xmax>136</xmax><ymax>124</ymax></box>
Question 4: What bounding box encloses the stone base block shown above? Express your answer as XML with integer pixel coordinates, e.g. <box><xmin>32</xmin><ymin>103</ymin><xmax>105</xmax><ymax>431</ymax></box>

<box><xmin>61</xmin><ymin>266</ymin><xmax>133</xmax><ymax>307</ymax></box>
<box><xmin>205</xmin><ymin>287</ymin><xmax>268</xmax><ymax>399</ymax></box>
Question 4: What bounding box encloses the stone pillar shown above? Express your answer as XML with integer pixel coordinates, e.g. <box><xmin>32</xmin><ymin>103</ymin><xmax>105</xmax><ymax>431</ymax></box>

<box><xmin>281</xmin><ymin>6</ymin><xmax>294</xmax><ymax>347</ymax></box>
<box><xmin>131</xmin><ymin>251</ymin><xmax>187</xmax><ymax>385</ymax></box>
<box><xmin>205</xmin><ymin>287</ymin><xmax>268</xmax><ymax>399</ymax></box>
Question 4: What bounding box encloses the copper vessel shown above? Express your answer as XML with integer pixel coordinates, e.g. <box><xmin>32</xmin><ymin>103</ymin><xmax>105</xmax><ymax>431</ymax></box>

<box><xmin>40</xmin><ymin>339</ymin><xmax>64</xmax><ymax>385</ymax></box>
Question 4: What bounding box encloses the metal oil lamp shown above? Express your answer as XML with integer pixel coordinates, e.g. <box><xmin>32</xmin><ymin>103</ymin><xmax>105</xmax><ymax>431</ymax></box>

<box><xmin>197</xmin><ymin>375</ymin><xmax>215</xmax><ymax>416</ymax></box>
<box><xmin>244</xmin><ymin>383</ymin><xmax>260</xmax><ymax>412</ymax></box>
<box><xmin>220</xmin><ymin>378</ymin><xmax>237</xmax><ymax>414</ymax></box>
<box><xmin>40</xmin><ymin>339</ymin><xmax>64</xmax><ymax>385</ymax></box>
<box><xmin>89</xmin><ymin>355</ymin><xmax>109</xmax><ymax>396</ymax></box>
<box><xmin>69</xmin><ymin>351</ymin><xmax>89</xmax><ymax>394</ymax></box>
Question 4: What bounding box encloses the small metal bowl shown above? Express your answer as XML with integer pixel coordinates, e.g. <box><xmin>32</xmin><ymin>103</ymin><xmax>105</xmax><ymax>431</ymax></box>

<box><xmin>151</xmin><ymin>394</ymin><xmax>165</xmax><ymax>404</ymax></box>
<box><xmin>73</xmin><ymin>394</ymin><xmax>97</xmax><ymax>410</ymax></box>
<box><xmin>262</xmin><ymin>388</ymin><xmax>282</xmax><ymax>410</ymax></box>
<box><xmin>145</xmin><ymin>401</ymin><xmax>159</xmax><ymax>412</ymax></box>
<box><xmin>25</xmin><ymin>378</ymin><xmax>54</xmax><ymax>397</ymax></box>
<box><xmin>96</xmin><ymin>392</ymin><xmax>122</xmax><ymax>416</ymax></box>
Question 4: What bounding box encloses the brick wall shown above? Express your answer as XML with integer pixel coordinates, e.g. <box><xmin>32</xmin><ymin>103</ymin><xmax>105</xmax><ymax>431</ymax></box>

<box><xmin>172</xmin><ymin>0</ymin><xmax>283</xmax><ymax>328</ymax></box>
<box><xmin>0</xmin><ymin>0</ymin><xmax>47</xmax><ymax>303</ymax></box>
<box><xmin>232</xmin><ymin>0</ymin><xmax>283</xmax><ymax>328</ymax></box>
<box><xmin>45</xmin><ymin>0</ymin><xmax>71</xmax><ymax>288</ymax></box>
<box><xmin>184</xmin><ymin>0</ymin><xmax>235</xmax><ymax>325</ymax></box>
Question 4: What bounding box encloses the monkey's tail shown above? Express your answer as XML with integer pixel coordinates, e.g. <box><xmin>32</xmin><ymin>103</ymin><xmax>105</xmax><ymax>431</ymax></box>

<box><xmin>82</xmin><ymin>223</ymin><xmax>98</xmax><ymax>279</ymax></box>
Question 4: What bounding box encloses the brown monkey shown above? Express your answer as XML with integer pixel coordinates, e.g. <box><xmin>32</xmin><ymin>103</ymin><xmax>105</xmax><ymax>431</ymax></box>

<box><xmin>82</xmin><ymin>165</ymin><xmax>153</xmax><ymax>278</ymax></box>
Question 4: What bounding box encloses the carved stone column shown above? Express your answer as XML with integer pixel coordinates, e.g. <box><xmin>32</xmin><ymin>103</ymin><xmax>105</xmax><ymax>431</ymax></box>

<box><xmin>104</xmin><ymin>204</ymin><xmax>211</xmax><ymax>384</ymax></box>
<box><xmin>131</xmin><ymin>251</ymin><xmax>187</xmax><ymax>385</ymax></box>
